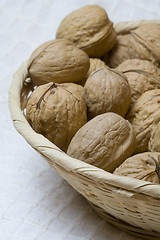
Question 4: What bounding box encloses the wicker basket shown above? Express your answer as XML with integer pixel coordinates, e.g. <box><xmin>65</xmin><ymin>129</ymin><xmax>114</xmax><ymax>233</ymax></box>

<box><xmin>9</xmin><ymin>20</ymin><xmax>160</xmax><ymax>239</ymax></box>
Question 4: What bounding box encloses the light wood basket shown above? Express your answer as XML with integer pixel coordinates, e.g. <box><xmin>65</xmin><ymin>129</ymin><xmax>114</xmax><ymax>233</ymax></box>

<box><xmin>9</xmin><ymin>20</ymin><xmax>160</xmax><ymax>239</ymax></box>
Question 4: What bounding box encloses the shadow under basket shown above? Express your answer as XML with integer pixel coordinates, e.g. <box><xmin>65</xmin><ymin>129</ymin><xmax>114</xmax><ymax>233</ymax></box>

<box><xmin>9</xmin><ymin>20</ymin><xmax>160</xmax><ymax>240</ymax></box>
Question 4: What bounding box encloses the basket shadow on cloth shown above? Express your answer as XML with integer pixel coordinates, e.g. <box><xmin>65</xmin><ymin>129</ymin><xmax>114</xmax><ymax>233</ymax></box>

<box><xmin>9</xmin><ymin>20</ymin><xmax>160</xmax><ymax>240</ymax></box>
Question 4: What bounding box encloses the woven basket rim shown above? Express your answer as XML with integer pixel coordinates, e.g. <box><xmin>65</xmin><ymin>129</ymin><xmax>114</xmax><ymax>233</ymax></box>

<box><xmin>8</xmin><ymin>19</ymin><xmax>160</xmax><ymax>200</ymax></box>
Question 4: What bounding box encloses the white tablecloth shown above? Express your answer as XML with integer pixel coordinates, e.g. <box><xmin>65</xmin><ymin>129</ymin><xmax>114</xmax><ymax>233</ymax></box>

<box><xmin>1</xmin><ymin>0</ymin><xmax>160</xmax><ymax>239</ymax></box>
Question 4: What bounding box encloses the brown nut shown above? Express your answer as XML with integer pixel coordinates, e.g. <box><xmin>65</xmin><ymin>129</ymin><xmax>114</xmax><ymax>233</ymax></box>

<box><xmin>28</xmin><ymin>39</ymin><xmax>90</xmax><ymax>86</ymax></box>
<box><xmin>78</xmin><ymin>58</ymin><xmax>106</xmax><ymax>86</ymax></box>
<box><xmin>117</xmin><ymin>59</ymin><xmax>160</xmax><ymax>105</ymax></box>
<box><xmin>113</xmin><ymin>152</ymin><xmax>160</xmax><ymax>184</ymax></box>
<box><xmin>84</xmin><ymin>67</ymin><xmax>131</xmax><ymax>119</ymax></box>
<box><xmin>149</xmin><ymin>122</ymin><xmax>160</xmax><ymax>152</ymax></box>
<box><xmin>87</xmin><ymin>58</ymin><xmax>106</xmax><ymax>78</ymax></box>
<box><xmin>126</xmin><ymin>89</ymin><xmax>160</xmax><ymax>153</ymax></box>
<box><xmin>26</xmin><ymin>82</ymin><xmax>87</xmax><ymax>152</ymax></box>
<box><xmin>104</xmin><ymin>24</ymin><xmax>160</xmax><ymax>68</ymax></box>
<box><xmin>56</xmin><ymin>5</ymin><xmax>117</xmax><ymax>58</ymax></box>
<box><xmin>129</xmin><ymin>24</ymin><xmax>160</xmax><ymax>67</ymax></box>
<box><xmin>103</xmin><ymin>34</ymin><xmax>132</xmax><ymax>68</ymax></box>
<box><xmin>67</xmin><ymin>112</ymin><xmax>136</xmax><ymax>172</ymax></box>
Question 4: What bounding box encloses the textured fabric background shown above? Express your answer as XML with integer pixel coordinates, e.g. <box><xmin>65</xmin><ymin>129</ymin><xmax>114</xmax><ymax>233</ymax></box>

<box><xmin>1</xmin><ymin>0</ymin><xmax>160</xmax><ymax>239</ymax></box>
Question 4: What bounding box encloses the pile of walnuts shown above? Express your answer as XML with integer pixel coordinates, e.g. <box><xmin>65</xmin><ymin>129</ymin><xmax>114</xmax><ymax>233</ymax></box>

<box><xmin>25</xmin><ymin>5</ymin><xmax>160</xmax><ymax>184</ymax></box>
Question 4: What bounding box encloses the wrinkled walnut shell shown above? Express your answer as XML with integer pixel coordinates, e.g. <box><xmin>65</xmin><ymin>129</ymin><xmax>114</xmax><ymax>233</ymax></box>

<box><xmin>78</xmin><ymin>58</ymin><xmax>106</xmax><ymax>86</ymax></box>
<box><xmin>67</xmin><ymin>112</ymin><xmax>136</xmax><ymax>172</ymax></box>
<box><xmin>26</xmin><ymin>82</ymin><xmax>87</xmax><ymax>152</ymax></box>
<box><xmin>103</xmin><ymin>34</ymin><xmax>132</xmax><ymax>68</ymax></box>
<box><xmin>129</xmin><ymin>24</ymin><xmax>160</xmax><ymax>66</ymax></box>
<box><xmin>104</xmin><ymin>24</ymin><xmax>160</xmax><ymax>67</ymax></box>
<box><xmin>117</xmin><ymin>59</ymin><xmax>160</xmax><ymax>105</ymax></box>
<box><xmin>113</xmin><ymin>152</ymin><xmax>160</xmax><ymax>184</ymax></box>
<box><xmin>84</xmin><ymin>67</ymin><xmax>131</xmax><ymax>119</ymax></box>
<box><xmin>149</xmin><ymin>122</ymin><xmax>160</xmax><ymax>152</ymax></box>
<box><xmin>87</xmin><ymin>58</ymin><xmax>106</xmax><ymax>78</ymax></box>
<box><xmin>56</xmin><ymin>5</ymin><xmax>116</xmax><ymax>58</ymax></box>
<box><xmin>28</xmin><ymin>39</ymin><xmax>90</xmax><ymax>86</ymax></box>
<box><xmin>126</xmin><ymin>89</ymin><xmax>160</xmax><ymax>153</ymax></box>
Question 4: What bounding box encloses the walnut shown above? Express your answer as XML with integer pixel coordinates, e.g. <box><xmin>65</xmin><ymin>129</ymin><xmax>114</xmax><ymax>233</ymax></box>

<box><xmin>26</xmin><ymin>82</ymin><xmax>87</xmax><ymax>152</ymax></box>
<box><xmin>67</xmin><ymin>112</ymin><xmax>136</xmax><ymax>172</ymax></box>
<box><xmin>117</xmin><ymin>59</ymin><xmax>160</xmax><ymax>105</ymax></box>
<box><xmin>84</xmin><ymin>67</ymin><xmax>131</xmax><ymax>119</ymax></box>
<box><xmin>78</xmin><ymin>58</ymin><xmax>106</xmax><ymax>86</ymax></box>
<box><xmin>103</xmin><ymin>34</ymin><xmax>132</xmax><ymax>68</ymax></box>
<box><xmin>149</xmin><ymin>122</ymin><xmax>160</xmax><ymax>152</ymax></box>
<box><xmin>129</xmin><ymin>24</ymin><xmax>160</xmax><ymax>67</ymax></box>
<box><xmin>126</xmin><ymin>89</ymin><xmax>160</xmax><ymax>153</ymax></box>
<box><xmin>103</xmin><ymin>24</ymin><xmax>160</xmax><ymax>68</ymax></box>
<box><xmin>113</xmin><ymin>152</ymin><xmax>160</xmax><ymax>184</ymax></box>
<box><xmin>87</xmin><ymin>58</ymin><xmax>106</xmax><ymax>78</ymax></box>
<box><xmin>56</xmin><ymin>5</ymin><xmax>116</xmax><ymax>58</ymax></box>
<box><xmin>28</xmin><ymin>39</ymin><xmax>90</xmax><ymax>86</ymax></box>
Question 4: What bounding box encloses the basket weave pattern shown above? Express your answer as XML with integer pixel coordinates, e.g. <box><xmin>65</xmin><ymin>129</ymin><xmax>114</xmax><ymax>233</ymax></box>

<box><xmin>9</xmin><ymin>20</ymin><xmax>160</xmax><ymax>239</ymax></box>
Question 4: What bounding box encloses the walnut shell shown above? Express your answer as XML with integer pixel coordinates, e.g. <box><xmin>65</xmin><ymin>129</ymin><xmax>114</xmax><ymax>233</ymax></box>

<box><xmin>149</xmin><ymin>122</ymin><xmax>160</xmax><ymax>152</ymax></box>
<box><xmin>117</xmin><ymin>59</ymin><xmax>160</xmax><ymax>105</ymax></box>
<box><xmin>28</xmin><ymin>39</ymin><xmax>90</xmax><ymax>86</ymax></box>
<box><xmin>87</xmin><ymin>58</ymin><xmax>106</xmax><ymax>78</ymax></box>
<box><xmin>26</xmin><ymin>82</ymin><xmax>87</xmax><ymax>152</ymax></box>
<box><xmin>129</xmin><ymin>24</ymin><xmax>160</xmax><ymax>66</ymax></box>
<box><xmin>84</xmin><ymin>67</ymin><xmax>131</xmax><ymax>119</ymax></box>
<box><xmin>103</xmin><ymin>34</ymin><xmax>132</xmax><ymax>68</ymax></box>
<box><xmin>56</xmin><ymin>5</ymin><xmax>116</xmax><ymax>58</ymax></box>
<box><xmin>78</xmin><ymin>58</ymin><xmax>106</xmax><ymax>86</ymax></box>
<box><xmin>126</xmin><ymin>89</ymin><xmax>160</xmax><ymax>153</ymax></box>
<box><xmin>104</xmin><ymin>24</ymin><xmax>160</xmax><ymax>67</ymax></box>
<box><xmin>67</xmin><ymin>112</ymin><xmax>136</xmax><ymax>172</ymax></box>
<box><xmin>113</xmin><ymin>152</ymin><xmax>160</xmax><ymax>184</ymax></box>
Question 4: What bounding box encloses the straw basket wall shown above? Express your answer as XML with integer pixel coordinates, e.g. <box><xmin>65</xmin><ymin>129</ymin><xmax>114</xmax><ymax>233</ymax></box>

<box><xmin>9</xmin><ymin>20</ymin><xmax>160</xmax><ymax>239</ymax></box>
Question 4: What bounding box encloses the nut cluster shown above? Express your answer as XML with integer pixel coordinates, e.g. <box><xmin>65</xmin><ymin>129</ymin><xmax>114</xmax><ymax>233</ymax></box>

<box><xmin>25</xmin><ymin>5</ymin><xmax>160</xmax><ymax>183</ymax></box>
